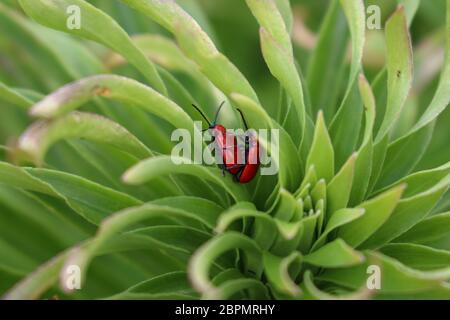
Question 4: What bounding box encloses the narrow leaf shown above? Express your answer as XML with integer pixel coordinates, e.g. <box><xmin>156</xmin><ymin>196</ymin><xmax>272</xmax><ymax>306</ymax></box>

<box><xmin>18</xmin><ymin>0</ymin><xmax>166</xmax><ymax>94</ymax></box>
<box><xmin>376</xmin><ymin>6</ymin><xmax>413</xmax><ymax>141</ymax></box>
<box><xmin>304</xmin><ymin>239</ymin><xmax>364</xmax><ymax>268</ymax></box>
<box><xmin>338</xmin><ymin>184</ymin><xmax>405</xmax><ymax>247</ymax></box>
<box><xmin>327</xmin><ymin>153</ymin><xmax>357</xmax><ymax>215</ymax></box>
<box><xmin>19</xmin><ymin>112</ymin><xmax>151</xmax><ymax>164</ymax></box>
<box><xmin>305</xmin><ymin>111</ymin><xmax>334</xmax><ymax>182</ymax></box>
<box><xmin>123</xmin><ymin>155</ymin><xmax>249</xmax><ymax>202</ymax></box>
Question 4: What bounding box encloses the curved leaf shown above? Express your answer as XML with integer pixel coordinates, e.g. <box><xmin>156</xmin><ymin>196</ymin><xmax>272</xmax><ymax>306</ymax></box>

<box><xmin>123</xmin><ymin>155</ymin><xmax>249</xmax><ymax>202</ymax></box>
<box><xmin>188</xmin><ymin>232</ymin><xmax>261</xmax><ymax>295</ymax></box>
<box><xmin>304</xmin><ymin>239</ymin><xmax>364</xmax><ymax>268</ymax></box>
<box><xmin>376</xmin><ymin>6</ymin><xmax>413</xmax><ymax>141</ymax></box>
<box><xmin>409</xmin><ymin>2</ymin><xmax>450</xmax><ymax>133</ymax></box>
<box><xmin>303</xmin><ymin>270</ymin><xmax>372</xmax><ymax>300</ymax></box>
<box><xmin>394</xmin><ymin>211</ymin><xmax>450</xmax><ymax>246</ymax></box>
<box><xmin>380</xmin><ymin>243</ymin><xmax>450</xmax><ymax>270</ymax></box>
<box><xmin>312</xmin><ymin>208</ymin><xmax>365</xmax><ymax>251</ymax></box>
<box><xmin>107</xmin><ymin>272</ymin><xmax>198</xmax><ymax>300</ymax></box>
<box><xmin>18</xmin><ymin>0</ymin><xmax>166</xmax><ymax>94</ymax></box>
<box><xmin>263</xmin><ymin>251</ymin><xmax>302</xmax><ymax>296</ymax></box>
<box><xmin>320</xmin><ymin>251</ymin><xmax>450</xmax><ymax>294</ymax></box>
<box><xmin>362</xmin><ymin>175</ymin><xmax>450</xmax><ymax>248</ymax></box>
<box><xmin>121</xmin><ymin>0</ymin><xmax>258</xmax><ymax>102</ymax></box>
<box><xmin>19</xmin><ymin>112</ymin><xmax>152</xmax><ymax>164</ymax></box>
<box><xmin>29</xmin><ymin>75</ymin><xmax>193</xmax><ymax>133</ymax></box>
<box><xmin>0</xmin><ymin>82</ymin><xmax>33</xmax><ymax>109</ymax></box>
<box><xmin>338</xmin><ymin>184</ymin><xmax>405</xmax><ymax>247</ymax></box>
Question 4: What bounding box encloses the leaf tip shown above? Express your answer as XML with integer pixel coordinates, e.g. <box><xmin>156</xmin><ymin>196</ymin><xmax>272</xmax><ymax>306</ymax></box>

<box><xmin>121</xmin><ymin>168</ymin><xmax>138</xmax><ymax>185</ymax></box>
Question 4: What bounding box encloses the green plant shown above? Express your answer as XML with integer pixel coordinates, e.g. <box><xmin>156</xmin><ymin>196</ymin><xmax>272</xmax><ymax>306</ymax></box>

<box><xmin>0</xmin><ymin>0</ymin><xmax>449</xmax><ymax>300</ymax></box>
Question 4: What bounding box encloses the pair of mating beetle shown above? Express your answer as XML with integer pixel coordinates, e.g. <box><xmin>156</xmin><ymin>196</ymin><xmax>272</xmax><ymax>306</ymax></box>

<box><xmin>192</xmin><ymin>102</ymin><xmax>260</xmax><ymax>184</ymax></box>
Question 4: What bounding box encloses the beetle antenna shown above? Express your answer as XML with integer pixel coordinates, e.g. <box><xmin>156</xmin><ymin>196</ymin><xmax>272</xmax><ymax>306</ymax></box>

<box><xmin>213</xmin><ymin>101</ymin><xmax>226</xmax><ymax>125</ymax></box>
<box><xmin>236</xmin><ymin>108</ymin><xmax>249</xmax><ymax>131</ymax></box>
<box><xmin>191</xmin><ymin>104</ymin><xmax>211</xmax><ymax>126</ymax></box>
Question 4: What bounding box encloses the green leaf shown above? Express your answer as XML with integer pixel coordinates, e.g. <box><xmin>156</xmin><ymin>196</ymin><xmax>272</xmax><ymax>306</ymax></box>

<box><xmin>209</xmin><ymin>268</ymin><xmax>269</xmax><ymax>299</ymax></box>
<box><xmin>122</xmin><ymin>0</ymin><xmax>258</xmax><ymax>102</ymax></box>
<box><xmin>245</xmin><ymin>0</ymin><xmax>292</xmax><ymax>54</ymax></box>
<box><xmin>305</xmin><ymin>111</ymin><xmax>334</xmax><ymax>183</ymax></box>
<box><xmin>349</xmin><ymin>74</ymin><xmax>376</xmax><ymax>205</ymax></box>
<box><xmin>2</xmin><ymin>248</ymin><xmax>69</xmax><ymax>300</ymax></box>
<box><xmin>0</xmin><ymin>161</ymin><xmax>54</xmax><ymax>195</ymax></box>
<box><xmin>151</xmin><ymin>196</ymin><xmax>224</xmax><ymax>229</ymax></box>
<box><xmin>375</xmin><ymin>6</ymin><xmax>413</xmax><ymax>141</ymax></box>
<box><xmin>188</xmin><ymin>232</ymin><xmax>261</xmax><ymax>297</ymax></box>
<box><xmin>0</xmin><ymin>162</ymin><xmax>142</xmax><ymax>225</ymax></box>
<box><xmin>246</xmin><ymin>0</ymin><xmax>305</xmax><ymax>146</ymax></box>
<box><xmin>216</xmin><ymin>208</ymin><xmax>302</xmax><ymax>243</ymax></box>
<box><xmin>62</xmin><ymin>202</ymin><xmax>224</xmax><ymax>289</ymax></box>
<box><xmin>338</xmin><ymin>184</ymin><xmax>405</xmax><ymax>247</ymax></box>
<box><xmin>329</xmin><ymin>78</ymin><xmax>363</xmax><ymax>168</ymax></box>
<box><xmin>327</xmin><ymin>153</ymin><xmax>357</xmax><ymax>215</ymax></box>
<box><xmin>325</xmin><ymin>0</ymin><xmax>367</xmax><ymax>163</ymax></box>
<box><xmin>376</xmin><ymin>122</ymin><xmax>435</xmax><ymax>188</ymax></box>
<box><xmin>297</xmin><ymin>211</ymin><xmax>320</xmax><ymax>253</ymax></box>
<box><xmin>214</xmin><ymin>278</ymin><xmax>269</xmax><ymax>300</ymax></box>
<box><xmin>394</xmin><ymin>211</ymin><xmax>450</xmax><ymax>246</ymax></box>
<box><xmin>263</xmin><ymin>251</ymin><xmax>302</xmax><ymax>296</ymax></box>
<box><xmin>18</xmin><ymin>0</ymin><xmax>166</xmax><ymax>94</ymax></box>
<box><xmin>380</xmin><ymin>243</ymin><xmax>450</xmax><ymax>270</ymax></box>
<box><xmin>376</xmin><ymin>161</ymin><xmax>450</xmax><ymax>198</ymax></box>
<box><xmin>312</xmin><ymin>208</ymin><xmax>365</xmax><ymax>252</ymax></box>
<box><xmin>123</xmin><ymin>155</ymin><xmax>249</xmax><ymax>203</ymax></box>
<box><xmin>29</xmin><ymin>75</ymin><xmax>194</xmax><ymax>134</ymax></box>
<box><xmin>274</xmin><ymin>0</ymin><xmax>293</xmax><ymax>34</ymax></box>
<box><xmin>259</xmin><ymin>27</ymin><xmax>305</xmax><ymax>146</ymax></box>
<box><xmin>272</xmin><ymin>188</ymin><xmax>302</xmax><ymax>222</ymax></box>
<box><xmin>112</xmin><ymin>34</ymin><xmax>199</xmax><ymax>76</ymax></box>
<box><xmin>303</xmin><ymin>239</ymin><xmax>364</xmax><ymax>268</ymax></box>
<box><xmin>0</xmin><ymin>186</ymin><xmax>88</xmax><ymax>254</ymax></box>
<box><xmin>296</xmin><ymin>165</ymin><xmax>316</xmax><ymax>197</ymax></box>
<box><xmin>25</xmin><ymin>168</ymin><xmax>142</xmax><ymax>224</ymax></box>
<box><xmin>306</xmin><ymin>1</ymin><xmax>348</xmax><ymax>118</ymax></box>
<box><xmin>303</xmin><ymin>270</ymin><xmax>372</xmax><ymax>300</ymax></box>
<box><xmin>376</xmin><ymin>283</ymin><xmax>450</xmax><ymax>300</ymax></box>
<box><xmin>107</xmin><ymin>272</ymin><xmax>198</xmax><ymax>300</ymax></box>
<box><xmin>397</xmin><ymin>0</ymin><xmax>420</xmax><ymax>26</ymax></box>
<box><xmin>362</xmin><ymin>175</ymin><xmax>450</xmax><ymax>249</ymax></box>
<box><xmin>339</xmin><ymin>0</ymin><xmax>365</xmax><ymax>85</ymax></box>
<box><xmin>366</xmin><ymin>134</ymin><xmax>389</xmax><ymax>196</ymax></box>
<box><xmin>408</xmin><ymin>1</ymin><xmax>450</xmax><ymax>133</ymax></box>
<box><xmin>0</xmin><ymin>3</ymin><xmax>105</xmax><ymax>82</ymax></box>
<box><xmin>0</xmin><ymin>82</ymin><xmax>33</xmax><ymax>109</ymax></box>
<box><xmin>320</xmin><ymin>251</ymin><xmax>450</xmax><ymax>294</ymax></box>
<box><xmin>19</xmin><ymin>112</ymin><xmax>152</xmax><ymax>164</ymax></box>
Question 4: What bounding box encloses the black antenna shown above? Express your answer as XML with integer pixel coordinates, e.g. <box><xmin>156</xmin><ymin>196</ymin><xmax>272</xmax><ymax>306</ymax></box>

<box><xmin>213</xmin><ymin>101</ymin><xmax>226</xmax><ymax>125</ymax></box>
<box><xmin>236</xmin><ymin>108</ymin><xmax>249</xmax><ymax>131</ymax></box>
<box><xmin>191</xmin><ymin>104</ymin><xmax>211</xmax><ymax>126</ymax></box>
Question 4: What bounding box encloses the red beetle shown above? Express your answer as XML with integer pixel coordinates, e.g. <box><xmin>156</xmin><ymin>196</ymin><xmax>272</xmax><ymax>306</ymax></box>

<box><xmin>192</xmin><ymin>102</ymin><xmax>260</xmax><ymax>183</ymax></box>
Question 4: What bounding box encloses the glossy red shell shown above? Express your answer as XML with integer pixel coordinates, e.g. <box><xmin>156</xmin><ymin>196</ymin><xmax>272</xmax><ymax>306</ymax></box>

<box><xmin>210</xmin><ymin>125</ymin><xmax>259</xmax><ymax>183</ymax></box>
